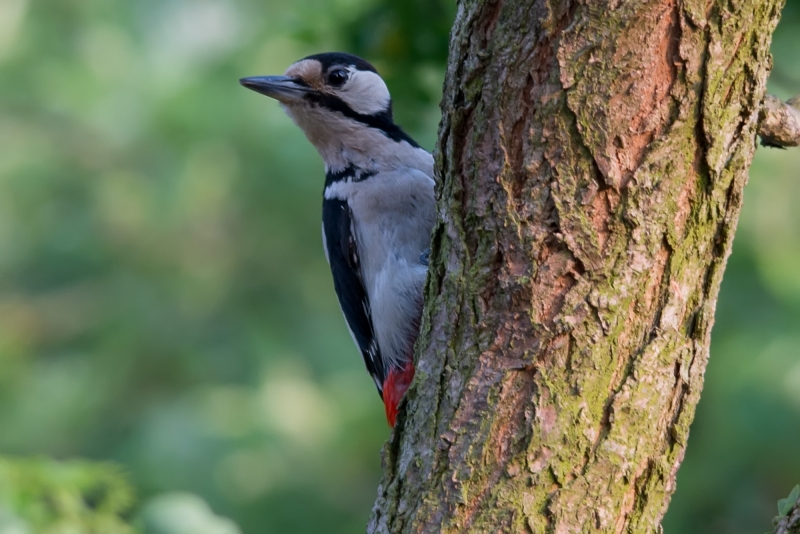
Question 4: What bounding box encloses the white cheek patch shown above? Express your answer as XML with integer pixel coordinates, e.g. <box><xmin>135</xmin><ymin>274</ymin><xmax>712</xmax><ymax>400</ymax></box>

<box><xmin>338</xmin><ymin>70</ymin><xmax>391</xmax><ymax>116</ymax></box>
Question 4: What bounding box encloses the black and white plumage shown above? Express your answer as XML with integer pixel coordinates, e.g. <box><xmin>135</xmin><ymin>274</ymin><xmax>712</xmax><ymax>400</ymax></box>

<box><xmin>240</xmin><ymin>53</ymin><xmax>435</xmax><ymax>426</ymax></box>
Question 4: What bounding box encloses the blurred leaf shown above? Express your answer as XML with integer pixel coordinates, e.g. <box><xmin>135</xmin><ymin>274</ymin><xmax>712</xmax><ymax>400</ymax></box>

<box><xmin>139</xmin><ymin>493</ymin><xmax>240</xmax><ymax>534</ymax></box>
<box><xmin>778</xmin><ymin>485</ymin><xmax>800</xmax><ymax>517</ymax></box>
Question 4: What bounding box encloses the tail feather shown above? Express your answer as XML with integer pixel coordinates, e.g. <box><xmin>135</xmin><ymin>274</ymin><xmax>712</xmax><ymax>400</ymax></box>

<box><xmin>383</xmin><ymin>361</ymin><xmax>415</xmax><ymax>427</ymax></box>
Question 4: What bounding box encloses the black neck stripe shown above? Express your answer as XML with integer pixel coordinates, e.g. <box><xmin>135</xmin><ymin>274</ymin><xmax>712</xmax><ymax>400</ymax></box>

<box><xmin>305</xmin><ymin>92</ymin><xmax>421</xmax><ymax>148</ymax></box>
<box><xmin>325</xmin><ymin>163</ymin><xmax>376</xmax><ymax>187</ymax></box>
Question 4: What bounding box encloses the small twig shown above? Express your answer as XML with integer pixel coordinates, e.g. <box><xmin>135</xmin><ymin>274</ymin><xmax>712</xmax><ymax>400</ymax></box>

<box><xmin>775</xmin><ymin>508</ymin><xmax>800</xmax><ymax>534</ymax></box>
<box><xmin>759</xmin><ymin>94</ymin><xmax>800</xmax><ymax>148</ymax></box>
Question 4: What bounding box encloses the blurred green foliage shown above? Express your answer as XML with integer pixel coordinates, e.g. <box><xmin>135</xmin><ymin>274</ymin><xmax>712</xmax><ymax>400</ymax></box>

<box><xmin>0</xmin><ymin>0</ymin><xmax>797</xmax><ymax>532</ymax></box>
<box><xmin>0</xmin><ymin>457</ymin><xmax>243</xmax><ymax>533</ymax></box>
<box><xmin>0</xmin><ymin>0</ymin><xmax>451</xmax><ymax>532</ymax></box>
<box><xmin>0</xmin><ymin>457</ymin><xmax>134</xmax><ymax>533</ymax></box>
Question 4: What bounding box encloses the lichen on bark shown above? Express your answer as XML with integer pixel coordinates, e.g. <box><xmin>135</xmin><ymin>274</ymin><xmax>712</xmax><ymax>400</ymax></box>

<box><xmin>368</xmin><ymin>0</ymin><xmax>785</xmax><ymax>533</ymax></box>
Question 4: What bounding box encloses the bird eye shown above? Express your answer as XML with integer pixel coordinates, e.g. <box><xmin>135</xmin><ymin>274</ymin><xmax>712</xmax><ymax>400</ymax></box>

<box><xmin>327</xmin><ymin>68</ymin><xmax>349</xmax><ymax>87</ymax></box>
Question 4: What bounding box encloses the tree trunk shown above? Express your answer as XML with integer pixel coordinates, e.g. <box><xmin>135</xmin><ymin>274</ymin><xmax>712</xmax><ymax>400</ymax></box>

<box><xmin>368</xmin><ymin>0</ymin><xmax>784</xmax><ymax>533</ymax></box>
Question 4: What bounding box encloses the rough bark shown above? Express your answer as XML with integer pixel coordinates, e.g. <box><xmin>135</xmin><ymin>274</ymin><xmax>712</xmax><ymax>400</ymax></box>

<box><xmin>760</xmin><ymin>95</ymin><xmax>800</xmax><ymax>148</ymax></box>
<box><xmin>369</xmin><ymin>0</ymin><xmax>784</xmax><ymax>533</ymax></box>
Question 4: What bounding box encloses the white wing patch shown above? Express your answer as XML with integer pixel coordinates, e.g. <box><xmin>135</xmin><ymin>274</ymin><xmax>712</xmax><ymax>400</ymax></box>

<box><xmin>321</xmin><ymin>222</ymin><xmax>330</xmax><ymax>264</ymax></box>
<box><xmin>324</xmin><ymin>179</ymin><xmax>355</xmax><ymax>201</ymax></box>
<box><xmin>339</xmin><ymin>70</ymin><xmax>391</xmax><ymax>116</ymax></box>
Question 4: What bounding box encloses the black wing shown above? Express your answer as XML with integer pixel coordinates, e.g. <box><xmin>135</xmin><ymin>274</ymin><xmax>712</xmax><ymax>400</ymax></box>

<box><xmin>322</xmin><ymin>198</ymin><xmax>385</xmax><ymax>395</ymax></box>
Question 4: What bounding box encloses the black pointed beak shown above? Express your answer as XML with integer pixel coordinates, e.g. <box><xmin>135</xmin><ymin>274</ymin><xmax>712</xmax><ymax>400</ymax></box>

<box><xmin>239</xmin><ymin>76</ymin><xmax>310</xmax><ymax>103</ymax></box>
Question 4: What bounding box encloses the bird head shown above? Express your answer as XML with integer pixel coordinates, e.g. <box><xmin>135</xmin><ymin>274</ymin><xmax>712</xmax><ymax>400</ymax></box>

<box><xmin>241</xmin><ymin>53</ymin><xmax>391</xmax><ymax>115</ymax></box>
<box><xmin>240</xmin><ymin>52</ymin><xmax>427</xmax><ymax>172</ymax></box>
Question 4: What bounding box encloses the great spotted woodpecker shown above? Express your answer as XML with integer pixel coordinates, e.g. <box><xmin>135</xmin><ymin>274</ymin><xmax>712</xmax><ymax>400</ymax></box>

<box><xmin>240</xmin><ymin>53</ymin><xmax>435</xmax><ymax>426</ymax></box>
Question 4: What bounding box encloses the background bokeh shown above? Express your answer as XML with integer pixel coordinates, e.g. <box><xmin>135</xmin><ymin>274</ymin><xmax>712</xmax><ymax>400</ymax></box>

<box><xmin>0</xmin><ymin>0</ymin><xmax>797</xmax><ymax>532</ymax></box>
